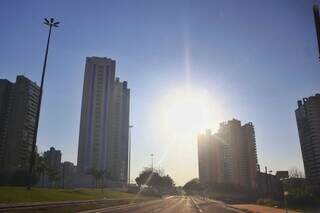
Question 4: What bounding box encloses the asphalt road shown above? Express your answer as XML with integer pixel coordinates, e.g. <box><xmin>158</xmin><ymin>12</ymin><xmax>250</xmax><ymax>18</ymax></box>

<box><xmin>81</xmin><ymin>196</ymin><xmax>243</xmax><ymax>213</ymax></box>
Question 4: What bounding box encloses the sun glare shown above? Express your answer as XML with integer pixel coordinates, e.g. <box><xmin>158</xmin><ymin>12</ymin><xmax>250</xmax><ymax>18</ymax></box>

<box><xmin>158</xmin><ymin>88</ymin><xmax>217</xmax><ymax>137</ymax></box>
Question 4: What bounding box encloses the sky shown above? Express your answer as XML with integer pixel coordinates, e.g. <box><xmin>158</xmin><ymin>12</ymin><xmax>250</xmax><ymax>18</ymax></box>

<box><xmin>0</xmin><ymin>0</ymin><xmax>320</xmax><ymax>186</ymax></box>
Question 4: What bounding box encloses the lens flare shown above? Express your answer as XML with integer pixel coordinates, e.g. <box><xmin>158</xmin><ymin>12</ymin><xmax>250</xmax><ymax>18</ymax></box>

<box><xmin>158</xmin><ymin>88</ymin><xmax>217</xmax><ymax>138</ymax></box>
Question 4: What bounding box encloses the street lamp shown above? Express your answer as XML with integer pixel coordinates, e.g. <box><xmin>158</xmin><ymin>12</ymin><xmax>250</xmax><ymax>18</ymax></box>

<box><xmin>151</xmin><ymin>153</ymin><xmax>154</xmax><ymax>171</ymax></box>
<box><xmin>27</xmin><ymin>18</ymin><xmax>59</xmax><ymax>189</ymax></box>
<box><xmin>268</xmin><ymin>170</ymin><xmax>273</xmax><ymax>199</ymax></box>
<box><xmin>128</xmin><ymin>125</ymin><xmax>133</xmax><ymax>184</ymax></box>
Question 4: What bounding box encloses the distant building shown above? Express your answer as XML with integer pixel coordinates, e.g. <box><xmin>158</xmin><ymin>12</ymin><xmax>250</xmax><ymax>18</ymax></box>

<box><xmin>295</xmin><ymin>94</ymin><xmax>320</xmax><ymax>192</ymax></box>
<box><xmin>276</xmin><ymin>171</ymin><xmax>289</xmax><ymax>180</ymax></box>
<box><xmin>62</xmin><ymin>161</ymin><xmax>76</xmax><ymax>178</ymax></box>
<box><xmin>0</xmin><ymin>75</ymin><xmax>40</xmax><ymax>172</ymax></box>
<box><xmin>43</xmin><ymin>147</ymin><xmax>61</xmax><ymax>187</ymax></box>
<box><xmin>44</xmin><ymin>147</ymin><xmax>62</xmax><ymax>172</ymax></box>
<box><xmin>198</xmin><ymin>119</ymin><xmax>259</xmax><ymax>190</ymax></box>
<box><xmin>257</xmin><ymin>170</ymin><xmax>284</xmax><ymax>201</ymax></box>
<box><xmin>62</xmin><ymin>161</ymin><xmax>76</xmax><ymax>188</ymax></box>
<box><xmin>77</xmin><ymin>57</ymin><xmax>130</xmax><ymax>186</ymax></box>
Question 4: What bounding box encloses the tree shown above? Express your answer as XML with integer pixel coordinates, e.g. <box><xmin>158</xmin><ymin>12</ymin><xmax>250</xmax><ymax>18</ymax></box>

<box><xmin>47</xmin><ymin>168</ymin><xmax>60</xmax><ymax>187</ymax></box>
<box><xmin>135</xmin><ymin>167</ymin><xmax>175</xmax><ymax>194</ymax></box>
<box><xmin>135</xmin><ymin>168</ymin><xmax>154</xmax><ymax>188</ymax></box>
<box><xmin>35</xmin><ymin>156</ymin><xmax>47</xmax><ymax>187</ymax></box>
<box><xmin>183</xmin><ymin>178</ymin><xmax>203</xmax><ymax>194</ymax></box>
<box><xmin>158</xmin><ymin>175</ymin><xmax>174</xmax><ymax>193</ymax></box>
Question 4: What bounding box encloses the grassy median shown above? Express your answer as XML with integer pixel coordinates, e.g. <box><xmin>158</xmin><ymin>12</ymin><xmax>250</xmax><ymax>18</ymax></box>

<box><xmin>0</xmin><ymin>187</ymin><xmax>136</xmax><ymax>203</ymax></box>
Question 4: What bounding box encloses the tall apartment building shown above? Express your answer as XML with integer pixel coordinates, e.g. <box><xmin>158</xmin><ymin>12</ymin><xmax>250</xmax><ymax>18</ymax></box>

<box><xmin>43</xmin><ymin>147</ymin><xmax>62</xmax><ymax>172</ymax></box>
<box><xmin>0</xmin><ymin>76</ymin><xmax>40</xmax><ymax>172</ymax></box>
<box><xmin>77</xmin><ymin>57</ymin><xmax>130</xmax><ymax>185</ymax></box>
<box><xmin>242</xmin><ymin>123</ymin><xmax>258</xmax><ymax>189</ymax></box>
<box><xmin>295</xmin><ymin>94</ymin><xmax>320</xmax><ymax>191</ymax></box>
<box><xmin>62</xmin><ymin>161</ymin><xmax>76</xmax><ymax>186</ymax></box>
<box><xmin>198</xmin><ymin>119</ymin><xmax>258</xmax><ymax>189</ymax></box>
<box><xmin>108</xmin><ymin>78</ymin><xmax>130</xmax><ymax>182</ymax></box>
<box><xmin>218</xmin><ymin>119</ymin><xmax>243</xmax><ymax>186</ymax></box>
<box><xmin>0</xmin><ymin>79</ymin><xmax>12</xmax><ymax>169</ymax></box>
<box><xmin>198</xmin><ymin>130</ymin><xmax>225</xmax><ymax>184</ymax></box>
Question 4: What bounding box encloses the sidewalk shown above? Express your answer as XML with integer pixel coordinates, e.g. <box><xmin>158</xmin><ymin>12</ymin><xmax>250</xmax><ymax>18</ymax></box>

<box><xmin>231</xmin><ymin>204</ymin><xmax>300</xmax><ymax>213</ymax></box>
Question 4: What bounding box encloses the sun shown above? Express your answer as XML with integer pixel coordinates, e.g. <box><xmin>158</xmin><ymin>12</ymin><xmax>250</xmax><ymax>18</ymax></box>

<box><xmin>158</xmin><ymin>88</ymin><xmax>216</xmax><ymax>137</ymax></box>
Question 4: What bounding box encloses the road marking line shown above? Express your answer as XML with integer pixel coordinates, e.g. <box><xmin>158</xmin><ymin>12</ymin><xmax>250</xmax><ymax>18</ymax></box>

<box><xmin>190</xmin><ymin>197</ymin><xmax>203</xmax><ymax>213</ymax></box>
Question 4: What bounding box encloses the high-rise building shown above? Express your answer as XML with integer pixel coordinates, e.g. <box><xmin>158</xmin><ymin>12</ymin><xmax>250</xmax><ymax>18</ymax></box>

<box><xmin>62</xmin><ymin>161</ymin><xmax>76</xmax><ymax>187</ymax></box>
<box><xmin>198</xmin><ymin>119</ymin><xmax>258</xmax><ymax>189</ymax></box>
<box><xmin>242</xmin><ymin>122</ymin><xmax>258</xmax><ymax>189</ymax></box>
<box><xmin>0</xmin><ymin>79</ymin><xmax>13</xmax><ymax>169</ymax></box>
<box><xmin>108</xmin><ymin>78</ymin><xmax>130</xmax><ymax>182</ymax></box>
<box><xmin>295</xmin><ymin>94</ymin><xmax>320</xmax><ymax>191</ymax></box>
<box><xmin>198</xmin><ymin>130</ymin><xmax>225</xmax><ymax>184</ymax></box>
<box><xmin>62</xmin><ymin>161</ymin><xmax>76</xmax><ymax>178</ymax></box>
<box><xmin>77</xmin><ymin>57</ymin><xmax>130</xmax><ymax>185</ymax></box>
<box><xmin>218</xmin><ymin>119</ymin><xmax>243</xmax><ymax>186</ymax></box>
<box><xmin>43</xmin><ymin>147</ymin><xmax>62</xmax><ymax>172</ymax></box>
<box><xmin>0</xmin><ymin>75</ymin><xmax>40</xmax><ymax>172</ymax></box>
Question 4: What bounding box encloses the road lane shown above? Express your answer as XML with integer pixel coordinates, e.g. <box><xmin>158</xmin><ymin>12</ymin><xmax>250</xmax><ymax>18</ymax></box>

<box><xmin>81</xmin><ymin>196</ymin><xmax>197</xmax><ymax>213</ymax></box>
<box><xmin>80</xmin><ymin>196</ymin><xmax>243</xmax><ymax>213</ymax></box>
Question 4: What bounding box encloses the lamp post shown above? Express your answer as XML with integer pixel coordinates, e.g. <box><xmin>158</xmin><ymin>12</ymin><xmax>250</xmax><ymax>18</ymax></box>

<box><xmin>269</xmin><ymin>170</ymin><xmax>273</xmax><ymax>199</ymax></box>
<box><xmin>151</xmin><ymin>153</ymin><xmax>154</xmax><ymax>171</ymax></box>
<box><xmin>280</xmin><ymin>178</ymin><xmax>289</xmax><ymax>213</ymax></box>
<box><xmin>27</xmin><ymin>18</ymin><xmax>59</xmax><ymax>189</ymax></box>
<box><xmin>128</xmin><ymin>125</ymin><xmax>133</xmax><ymax>184</ymax></box>
<box><xmin>313</xmin><ymin>4</ymin><xmax>320</xmax><ymax>60</ymax></box>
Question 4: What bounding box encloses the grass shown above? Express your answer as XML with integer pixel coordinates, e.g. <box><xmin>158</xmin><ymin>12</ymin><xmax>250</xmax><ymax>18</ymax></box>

<box><xmin>0</xmin><ymin>187</ymin><xmax>137</xmax><ymax>203</ymax></box>
<box><xmin>9</xmin><ymin>200</ymin><xmax>144</xmax><ymax>213</ymax></box>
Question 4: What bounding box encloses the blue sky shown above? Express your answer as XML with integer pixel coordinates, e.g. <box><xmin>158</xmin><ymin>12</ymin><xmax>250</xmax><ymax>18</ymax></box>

<box><xmin>1</xmin><ymin>0</ymin><xmax>319</xmax><ymax>185</ymax></box>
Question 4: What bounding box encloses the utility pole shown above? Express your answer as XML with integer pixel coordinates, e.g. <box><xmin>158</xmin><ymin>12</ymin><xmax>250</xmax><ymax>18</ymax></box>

<box><xmin>269</xmin><ymin>170</ymin><xmax>273</xmax><ymax>199</ymax></box>
<box><xmin>313</xmin><ymin>4</ymin><xmax>320</xmax><ymax>60</ymax></box>
<box><xmin>265</xmin><ymin>166</ymin><xmax>268</xmax><ymax>198</ymax></box>
<box><xmin>27</xmin><ymin>18</ymin><xmax>59</xmax><ymax>189</ymax></box>
<box><xmin>151</xmin><ymin>154</ymin><xmax>154</xmax><ymax>171</ymax></box>
<box><xmin>62</xmin><ymin>163</ymin><xmax>65</xmax><ymax>189</ymax></box>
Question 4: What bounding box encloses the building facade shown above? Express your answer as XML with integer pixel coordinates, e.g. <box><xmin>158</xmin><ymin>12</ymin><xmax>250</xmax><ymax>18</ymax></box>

<box><xmin>242</xmin><ymin>122</ymin><xmax>259</xmax><ymax>189</ymax></box>
<box><xmin>0</xmin><ymin>75</ymin><xmax>40</xmax><ymax>172</ymax></box>
<box><xmin>198</xmin><ymin>130</ymin><xmax>225</xmax><ymax>185</ymax></box>
<box><xmin>295</xmin><ymin>94</ymin><xmax>320</xmax><ymax>192</ymax></box>
<box><xmin>107</xmin><ymin>78</ymin><xmax>130</xmax><ymax>183</ymax></box>
<box><xmin>257</xmin><ymin>170</ymin><xmax>284</xmax><ymax>201</ymax></box>
<box><xmin>62</xmin><ymin>161</ymin><xmax>76</xmax><ymax>188</ymax></box>
<box><xmin>198</xmin><ymin>119</ymin><xmax>258</xmax><ymax>190</ymax></box>
<box><xmin>77</xmin><ymin>57</ymin><xmax>130</xmax><ymax>185</ymax></box>
<box><xmin>43</xmin><ymin>147</ymin><xmax>62</xmax><ymax>172</ymax></box>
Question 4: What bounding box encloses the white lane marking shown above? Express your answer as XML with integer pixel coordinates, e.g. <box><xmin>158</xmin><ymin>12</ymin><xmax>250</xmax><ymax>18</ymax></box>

<box><xmin>190</xmin><ymin>197</ymin><xmax>203</xmax><ymax>213</ymax></box>
<box><xmin>164</xmin><ymin>196</ymin><xmax>175</xmax><ymax>200</ymax></box>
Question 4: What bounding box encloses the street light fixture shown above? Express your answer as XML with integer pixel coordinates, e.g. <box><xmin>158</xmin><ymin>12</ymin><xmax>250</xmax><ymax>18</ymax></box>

<box><xmin>27</xmin><ymin>18</ymin><xmax>59</xmax><ymax>189</ymax></box>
